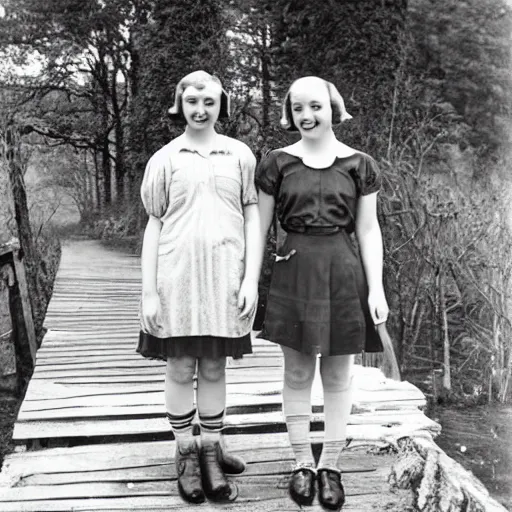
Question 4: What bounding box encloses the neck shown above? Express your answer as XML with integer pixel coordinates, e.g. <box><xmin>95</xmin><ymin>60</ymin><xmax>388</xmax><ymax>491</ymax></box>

<box><xmin>300</xmin><ymin>130</ymin><xmax>338</xmax><ymax>154</ymax></box>
<box><xmin>184</xmin><ymin>126</ymin><xmax>217</xmax><ymax>147</ymax></box>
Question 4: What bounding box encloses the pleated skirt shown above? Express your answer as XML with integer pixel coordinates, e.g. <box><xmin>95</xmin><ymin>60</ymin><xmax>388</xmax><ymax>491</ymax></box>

<box><xmin>262</xmin><ymin>231</ymin><xmax>382</xmax><ymax>356</ymax></box>
<box><xmin>137</xmin><ymin>332</ymin><xmax>252</xmax><ymax>361</ymax></box>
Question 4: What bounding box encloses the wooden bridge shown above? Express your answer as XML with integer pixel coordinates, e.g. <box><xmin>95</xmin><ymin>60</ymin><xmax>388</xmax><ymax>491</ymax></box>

<box><xmin>0</xmin><ymin>240</ymin><xmax>506</xmax><ymax>511</ymax></box>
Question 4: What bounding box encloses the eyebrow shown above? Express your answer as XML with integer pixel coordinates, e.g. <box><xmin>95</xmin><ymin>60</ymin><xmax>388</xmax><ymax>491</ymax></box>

<box><xmin>183</xmin><ymin>93</ymin><xmax>217</xmax><ymax>100</ymax></box>
<box><xmin>291</xmin><ymin>100</ymin><xmax>322</xmax><ymax>105</ymax></box>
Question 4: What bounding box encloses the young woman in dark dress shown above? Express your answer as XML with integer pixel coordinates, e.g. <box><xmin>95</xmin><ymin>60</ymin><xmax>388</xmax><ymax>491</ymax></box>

<box><xmin>256</xmin><ymin>76</ymin><xmax>389</xmax><ymax>510</ymax></box>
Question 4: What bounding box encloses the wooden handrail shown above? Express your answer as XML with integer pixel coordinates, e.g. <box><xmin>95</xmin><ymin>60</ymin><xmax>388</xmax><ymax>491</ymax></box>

<box><xmin>0</xmin><ymin>238</ymin><xmax>37</xmax><ymax>366</ymax></box>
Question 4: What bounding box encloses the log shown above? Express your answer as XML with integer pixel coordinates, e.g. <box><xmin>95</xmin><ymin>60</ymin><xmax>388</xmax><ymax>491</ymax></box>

<box><xmin>390</xmin><ymin>436</ymin><xmax>508</xmax><ymax>512</ymax></box>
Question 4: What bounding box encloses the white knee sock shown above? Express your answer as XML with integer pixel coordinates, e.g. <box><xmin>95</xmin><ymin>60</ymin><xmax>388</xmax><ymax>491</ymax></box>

<box><xmin>318</xmin><ymin>363</ymin><xmax>354</xmax><ymax>470</ymax></box>
<box><xmin>283</xmin><ymin>374</ymin><xmax>315</xmax><ymax>468</ymax></box>
<box><xmin>197</xmin><ymin>358</ymin><xmax>226</xmax><ymax>445</ymax></box>
<box><xmin>165</xmin><ymin>358</ymin><xmax>196</xmax><ymax>449</ymax></box>
<box><xmin>167</xmin><ymin>409</ymin><xmax>196</xmax><ymax>450</ymax></box>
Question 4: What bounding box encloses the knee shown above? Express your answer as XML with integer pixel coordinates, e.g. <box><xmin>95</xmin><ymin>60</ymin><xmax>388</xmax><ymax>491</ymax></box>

<box><xmin>320</xmin><ymin>358</ymin><xmax>353</xmax><ymax>391</ymax></box>
<box><xmin>198</xmin><ymin>357</ymin><xmax>226</xmax><ymax>382</ymax></box>
<box><xmin>284</xmin><ymin>362</ymin><xmax>315</xmax><ymax>390</ymax></box>
<box><xmin>166</xmin><ymin>357</ymin><xmax>196</xmax><ymax>385</ymax></box>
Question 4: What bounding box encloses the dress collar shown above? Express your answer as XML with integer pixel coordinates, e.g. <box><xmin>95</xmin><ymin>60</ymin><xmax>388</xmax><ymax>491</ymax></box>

<box><xmin>172</xmin><ymin>133</ymin><xmax>232</xmax><ymax>157</ymax></box>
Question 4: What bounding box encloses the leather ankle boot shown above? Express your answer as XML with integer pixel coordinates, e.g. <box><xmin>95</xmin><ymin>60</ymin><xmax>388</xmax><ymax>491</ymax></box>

<box><xmin>218</xmin><ymin>445</ymin><xmax>246</xmax><ymax>474</ymax></box>
<box><xmin>175</xmin><ymin>442</ymin><xmax>205</xmax><ymax>504</ymax></box>
<box><xmin>199</xmin><ymin>441</ymin><xmax>234</xmax><ymax>501</ymax></box>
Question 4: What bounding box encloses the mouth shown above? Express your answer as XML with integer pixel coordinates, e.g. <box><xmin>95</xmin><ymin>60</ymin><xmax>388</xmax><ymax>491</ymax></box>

<box><xmin>193</xmin><ymin>117</ymin><xmax>208</xmax><ymax>124</ymax></box>
<box><xmin>300</xmin><ymin>121</ymin><xmax>318</xmax><ymax>131</ymax></box>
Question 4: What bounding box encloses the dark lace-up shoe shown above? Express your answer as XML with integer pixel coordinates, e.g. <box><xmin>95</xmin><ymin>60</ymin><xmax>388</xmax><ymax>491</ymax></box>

<box><xmin>289</xmin><ymin>466</ymin><xmax>316</xmax><ymax>506</ymax></box>
<box><xmin>317</xmin><ymin>468</ymin><xmax>345</xmax><ymax>510</ymax></box>
<box><xmin>219</xmin><ymin>448</ymin><xmax>246</xmax><ymax>475</ymax></box>
<box><xmin>175</xmin><ymin>442</ymin><xmax>205</xmax><ymax>504</ymax></box>
<box><xmin>200</xmin><ymin>441</ymin><xmax>237</xmax><ymax>501</ymax></box>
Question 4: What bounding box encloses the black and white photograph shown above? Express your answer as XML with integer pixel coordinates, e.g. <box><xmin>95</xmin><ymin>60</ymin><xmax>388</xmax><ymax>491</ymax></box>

<box><xmin>0</xmin><ymin>1</ymin><xmax>510</xmax><ymax>510</ymax></box>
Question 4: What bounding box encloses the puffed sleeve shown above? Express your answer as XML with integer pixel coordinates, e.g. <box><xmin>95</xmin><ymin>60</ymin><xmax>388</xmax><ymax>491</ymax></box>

<box><xmin>358</xmin><ymin>153</ymin><xmax>382</xmax><ymax>196</ymax></box>
<box><xmin>255</xmin><ymin>150</ymin><xmax>281</xmax><ymax>198</ymax></box>
<box><xmin>239</xmin><ymin>143</ymin><xmax>258</xmax><ymax>206</ymax></box>
<box><xmin>140</xmin><ymin>150</ymin><xmax>172</xmax><ymax>218</ymax></box>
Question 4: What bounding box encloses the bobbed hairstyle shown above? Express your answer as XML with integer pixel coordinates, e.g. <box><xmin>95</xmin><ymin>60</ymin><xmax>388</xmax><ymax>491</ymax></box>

<box><xmin>168</xmin><ymin>70</ymin><xmax>230</xmax><ymax>120</ymax></box>
<box><xmin>280</xmin><ymin>77</ymin><xmax>353</xmax><ymax>131</ymax></box>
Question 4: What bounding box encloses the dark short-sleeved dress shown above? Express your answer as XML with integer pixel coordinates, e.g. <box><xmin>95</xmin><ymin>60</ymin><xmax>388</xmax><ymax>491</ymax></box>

<box><xmin>137</xmin><ymin>134</ymin><xmax>258</xmax><ymax>361</ymax></box>
<box><xmin>255</xmin><ymin>149</ymin><xmax>383</xmax><ymax>356</ymax></box>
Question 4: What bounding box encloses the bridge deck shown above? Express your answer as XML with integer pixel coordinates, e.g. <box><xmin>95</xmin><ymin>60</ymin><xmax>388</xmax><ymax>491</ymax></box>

<box><xmin>0</xmin><ymin>240</ymin><xmax>440</xmax><ymax>511</ymax></box>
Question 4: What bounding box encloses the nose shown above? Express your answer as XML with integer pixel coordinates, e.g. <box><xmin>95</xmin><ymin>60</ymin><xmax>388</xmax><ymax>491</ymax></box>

<box><xmin>196</xmin><ymin>102</ymin><xmax>206</xmax><ymax>115</ymax></box>
<box><xmin>301</xmin><ymin>106</ymin><xmax>313</xmax><ymax>120</ymax></box>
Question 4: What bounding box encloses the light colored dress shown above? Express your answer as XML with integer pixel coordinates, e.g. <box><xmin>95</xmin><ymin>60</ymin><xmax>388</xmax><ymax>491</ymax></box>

<box><xmin>140</xmin><ymin>134</ymin><xmax>258</xmax><ymax>341</ymax></box>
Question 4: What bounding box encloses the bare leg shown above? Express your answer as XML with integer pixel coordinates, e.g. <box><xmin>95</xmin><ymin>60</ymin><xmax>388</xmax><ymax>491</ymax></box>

<box><xmin>165</xmin><ymin>356</ymin><xmax>197</xmax><ymax>448</ymax></box>
<box><xmin>166</xmin><ymin>356</ymin><xmax>204</xmax><ymax>504</ymax></box>
<box><xmin>282</xmin><ymin>346</ymin><xmax>318</xmax><ymax>506</ymax></box>
<box><xmin>282</xmin><ymin>346</ymin><xmax>318</xmax><ymax>468</ymax></box>
<box><xmin>196</xmin><ymin>356</ymin><xmax>234</xmax><ymax>501</ymax></box>
<box><xmin>316</xmin><ymin>353</ymin><xmax>354</xmax><ymax>510</ymax></box>
<box><xmin>318</xmin><ymin>354</ymin><xmax>354</xmax><ymax>469</ymax></box>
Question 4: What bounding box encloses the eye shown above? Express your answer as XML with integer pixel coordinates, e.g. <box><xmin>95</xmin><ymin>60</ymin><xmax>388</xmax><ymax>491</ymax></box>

<box><xmin>311</xmin><ymin>104</ymin><xmax>321</xmax><ymax>111</ymax></box>
<box><xmin>204</xmin><ymin>99</ymin><xmax>215</xmax><ymax>107</ymax></box>
<box><xmin>292</xmin><ymin>105</ymin><xmax>302</xmax><ymax>112</ymax></box>
<box><xmin>185</xmin><ymin>97</ymin><xmax>196</xmax><ymax>104</ymax></box>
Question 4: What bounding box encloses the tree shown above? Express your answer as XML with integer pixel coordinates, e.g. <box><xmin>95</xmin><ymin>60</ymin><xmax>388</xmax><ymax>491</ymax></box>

<box><xmin>0</xmin><ymin>0</ymin><xmax>150</xmax><ymax>207</ymax></box>
<box><xmin>269</xmin><ymin>0</ymin><xmax>407</xmax><ymax>154</ymax></box>
<box><xmin>127</xmin><ymin>0</ymin><xmax>230</xmax><ymax>181</ymax></box>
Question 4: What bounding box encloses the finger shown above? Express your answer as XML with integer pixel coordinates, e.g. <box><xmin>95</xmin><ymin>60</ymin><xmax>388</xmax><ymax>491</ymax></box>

<box><xmin>146</xmin><ymin>311</ymin><xmax>160</xmax><ymax>333</ymax></box>
<box><xmin>154</xmin><ymin>312</ymin><xmax>163</xmax><ymax>331</ymax></box>
<box><xmin>239</xmin><ymin>303</ymin><xmax>251</xmax><ymax>319</ymax></box>
<box><xmin>374</xmin><ymin>307</ymin><xmax>388</xmax><ymax>325</ymax></box>
<box><xmin>237</xmin><ymin>290</ymin><xmax>245</xmax><ymax>310</ymax></box>
<box><xmin>239</xmin><ymin>298</ymin><xmax>256</xmax><ymax>319</ymax></box>
<box><xmin>144</xmin><ymin>314</ymin><xmax>154</xmax><ymax>333</ymax></box>
<box><xmin>369</xmin><ymin>306</ymin><xmax>380</xmax><ymax>325</ymax></box>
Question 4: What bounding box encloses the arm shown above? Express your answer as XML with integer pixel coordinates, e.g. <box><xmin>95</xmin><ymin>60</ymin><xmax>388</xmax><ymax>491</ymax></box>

<box><xmin>236</xmin><ymin>190</ymin><xmax>275</xmax><ymax>318</ymax></box>
<box><xmin>238</xmin><ymin>203</ymin><xmax>262</xmax><ymax>319</ymax></box>
<box><xmin>258</xmin><ymin>190</ymin><xmax>276</xmax><ymax>241</ymax></box>
<box><xmin>141</xmin><ymin>215</ymin><xmax>163</xmax><ymax>332</ymax></box>
<box><xmin>355</xmin><ymin>192</ymin><xmax>388</xmax><ymax>324</ymax></box>
<box><xmin>242</xmin><ymin>203</ymin><xmax>262</xmax><ymax>282</ymax></box>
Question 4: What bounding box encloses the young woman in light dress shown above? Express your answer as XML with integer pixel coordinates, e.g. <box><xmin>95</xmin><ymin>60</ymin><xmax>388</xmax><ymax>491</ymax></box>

<box><xmin>138</xmin><ymin>70</ymin><xmax>261</xmax><ymax>504</ymax></box>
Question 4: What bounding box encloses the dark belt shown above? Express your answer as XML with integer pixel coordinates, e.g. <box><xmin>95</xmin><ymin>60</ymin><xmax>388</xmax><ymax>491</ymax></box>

<box><xmin>283</xmin><ymin>225</ymin><xmax>342</xmax><ymax>235</ymax></box>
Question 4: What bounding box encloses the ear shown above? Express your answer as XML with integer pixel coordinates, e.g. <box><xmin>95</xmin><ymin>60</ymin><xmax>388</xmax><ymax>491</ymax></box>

<box><xmin>219</xmin><ymin>88</ymin><xmax>231</xmax><ymax>119</ymax></box>
<box><xmin>280</xmin><ymin>88</ymin><xmax>298</xmax><ymax>131</ymax></box>
<box><xmin>168</xmin><ymin>79</ymin><xmax>184</xmax><ymax>119</ymax></box>
<box><xmin>326</xmin><ymin>81</ymin><xmax>353</xmax><ymax>123</ymax></box>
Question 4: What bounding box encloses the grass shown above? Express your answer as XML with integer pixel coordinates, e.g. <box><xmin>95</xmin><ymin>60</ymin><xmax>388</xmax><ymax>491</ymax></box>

<box><xmin>0</xmin><ymin>396</ymin><xmax>18</xmax><ymax>470</ymax></box>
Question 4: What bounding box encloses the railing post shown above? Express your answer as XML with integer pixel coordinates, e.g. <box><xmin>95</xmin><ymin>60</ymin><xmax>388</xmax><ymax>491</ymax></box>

<box><xmin>0</xmin><ymin>239</ymin><xmax>37</xmax><ymax>389</ymax></box>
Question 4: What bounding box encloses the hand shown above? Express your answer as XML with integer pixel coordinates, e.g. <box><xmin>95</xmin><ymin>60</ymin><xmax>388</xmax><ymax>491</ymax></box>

<box><xmin>142</xmin><ymin>292</ymin><xmax>163</xmax><ymax>333</ymax></box>
<box><xmin>238</xmin><ymin>278</ymin><xmax>258</xmax><ymax>320</ymax></box>
<box><xmin>368</xmin><ymin>288</ymin><xmax>389</xmax><ymax>325</ymax></box>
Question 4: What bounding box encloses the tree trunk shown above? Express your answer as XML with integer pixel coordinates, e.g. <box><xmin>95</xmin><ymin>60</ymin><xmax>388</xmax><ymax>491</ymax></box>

<box><xmin>93</xmin><ymin>149</ymin><xmax>101</xmax><ymax>213</ymax></box>
<box><xmin>111</xmin><ymin>63</ymin><xmax>126</xmax><ymax>203</ymax></box>
<box><xmin>101</xmin><ymin>132</ymin><xmax>111</xmax><ymax>206</ymax></box>
<box><xmin>2</xmin><ymin>123</ymin><xmax>39</xmax><ymax>327</ymax></box>
<box><xmin>438</xmin><ymin>270</ymin><xmax>451</xmax><ymax>391</ymax></box>
<box><xmin>114</xmin><ymin>124</ymin><xmax>125</xmax><ymax>203</ymax></box>
<box><xmin>260</xmin><ymin>23</ymin><xmax>272</xmax><ymax>143</ymax></box>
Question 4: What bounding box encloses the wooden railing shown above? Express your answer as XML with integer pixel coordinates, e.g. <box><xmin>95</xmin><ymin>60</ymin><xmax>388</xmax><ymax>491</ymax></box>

<box><xmin>0</xmin><ymin>238</ymin><xmax>36</xmax><ymax>393</ymax></box>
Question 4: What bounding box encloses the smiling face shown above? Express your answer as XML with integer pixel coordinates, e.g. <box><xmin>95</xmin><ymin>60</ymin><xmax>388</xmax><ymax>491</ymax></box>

<box><xmin>181</xmin><ymin>81</ymin><xmax>222</xmax><ymax>131</ymax></box>
<box><xmin>289</xmin><ymin>77</ymin><xmax>333</xmax><ymax>139</ymax></box>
